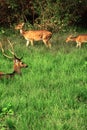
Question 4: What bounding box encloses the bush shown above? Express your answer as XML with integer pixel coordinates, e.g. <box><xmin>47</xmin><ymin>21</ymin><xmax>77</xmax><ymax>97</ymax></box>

<box><xmin>0</xmin><ymin>0</ymin><xmax>87</xmax><ymax>31</ymax></box>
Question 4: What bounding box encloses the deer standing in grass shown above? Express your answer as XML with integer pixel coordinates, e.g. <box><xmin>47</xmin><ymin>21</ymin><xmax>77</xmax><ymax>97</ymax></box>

<box><xmin>15</xmin><ymin>23</ymin><xmax>52</xmax><ymax>48</ymax></box>
<box><xmin>0</xmin><ymin>41</ymin><xmax>28</xmax><ymax>79</ymax></box>
<box><xmin>66</xmin><ymin>34</ymin><xmax>87</xmax><ymax>48</ymax></box>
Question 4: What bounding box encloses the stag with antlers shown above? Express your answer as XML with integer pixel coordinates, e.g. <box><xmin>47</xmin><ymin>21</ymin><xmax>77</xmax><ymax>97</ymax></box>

<box><xmin>0</xmin><ymin>41</ymin><xmax>28</xmax><ymax>79</ymax></box>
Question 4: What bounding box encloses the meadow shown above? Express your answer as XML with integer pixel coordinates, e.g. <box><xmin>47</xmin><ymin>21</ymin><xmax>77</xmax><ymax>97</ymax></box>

<box><xmin>0</xmin><ymin>28</ymin><xmax>87</xmax><ymax>130</ymax></box>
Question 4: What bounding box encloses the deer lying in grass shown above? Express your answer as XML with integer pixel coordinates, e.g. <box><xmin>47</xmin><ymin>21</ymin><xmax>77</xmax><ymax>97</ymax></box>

<box><xmin>0</xmin><ymin>41</ymin><xmax>28</xmax><ymax>79</ymax></box>
<box><xmin>15</xmin><ymin>22</ymin><xmax>52</xmax><ymax>48</ymax></box>
<box><xmin>66</xmin><ymin>34</ymin><xmax>87</xmax><ymax>48</ymax></box>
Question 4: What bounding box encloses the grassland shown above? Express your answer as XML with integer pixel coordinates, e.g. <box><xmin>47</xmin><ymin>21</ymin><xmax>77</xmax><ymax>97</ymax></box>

<box><xmin>0</xmin><ymin>28</ymin><xmax>87</xmax><ymax>130</ymax></box>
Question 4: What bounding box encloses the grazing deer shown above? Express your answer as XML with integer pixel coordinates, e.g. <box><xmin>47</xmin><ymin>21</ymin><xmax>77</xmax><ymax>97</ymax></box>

<box><xmin>15</xmin><ymin>23</ymin><xmax>52</xmax><ymax>48</ymax></box>
<box><xmin>66</xmin><ymin>34</ymin><xmax>87</xmax><ymax>48</ymax></box>
<box><xmin>0</xmin><ymin>41</ymin><xmax>28</xmax><ymax>79</ymax></box>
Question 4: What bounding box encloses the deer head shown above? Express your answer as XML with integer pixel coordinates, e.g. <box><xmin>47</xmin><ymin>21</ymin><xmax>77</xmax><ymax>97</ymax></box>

<box><xmin>66</xmin><ymin>35</ymin><xmax>73</xmax><ymax>43</ymax></box>
<box><xmin>15</xmin><ymin>22</ymin><xmax>24</xmax><ymax>30</ymax></box>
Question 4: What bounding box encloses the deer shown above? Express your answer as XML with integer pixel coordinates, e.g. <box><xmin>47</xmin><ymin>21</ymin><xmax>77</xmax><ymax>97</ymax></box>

<box><xmin>0</xmin><ymin>41</ymin><xmax>28</xmax><ymax>79</ymax></box>
<box><xmin>66</xmin><ymin>34</ymin><xmax>87</xmax><ymax>48</ymax></box>
<box><xmin>15</xmin><ymin>22</ymin><xmax>52</xmax><ymax>48</ymax></box>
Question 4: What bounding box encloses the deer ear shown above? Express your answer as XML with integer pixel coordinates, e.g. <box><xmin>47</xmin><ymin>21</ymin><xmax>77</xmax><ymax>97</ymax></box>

<box><xmin>14</xmin><ymin>55</ymin><xmax>17</xmax><ymax>59</ymax></box>
<box><xmin>22</xmin><ymin>22</ymin><xmax>24</xmax><ymax>26</ymax></box>
<box><xmin>14</xmin><ymin>55</ymin><xmax>23</xmax><ymax>61</ymax></box>
<box><xmin>69</xmin><ymin>35</ymin><xmax>73</xmax><ymax>38</ymax></box>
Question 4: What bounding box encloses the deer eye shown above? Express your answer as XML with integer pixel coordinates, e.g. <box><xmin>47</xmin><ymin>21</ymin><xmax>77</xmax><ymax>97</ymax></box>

<box><xmin>21</xmin><ymin>62</ymin><xmax>24</xmax><ymax>64</ymax></box>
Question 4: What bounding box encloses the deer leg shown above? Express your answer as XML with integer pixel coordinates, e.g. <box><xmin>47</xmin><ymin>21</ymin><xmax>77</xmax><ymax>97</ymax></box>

<box><xmin>76</xmin><ymin>41</ymin><xmax>79</xmax><ymax>48</ymax></box>
<box><xmin>78</xmin><ymin>43</ymin><xmax>81</xmax><ymax>48</ymax></box>
<box><xmin>76</xmin><ymin>44</ymin><xmax>78</xmax><ymax>48</ymax></box>
<box><xmin>45</xmin><ymin>40</ymin><xmax>51</xmax><ymax>48</ymax></box>
<box><xmin>43</xmin><ymin>40</ymin><xmax>49</xmax><ymax>47</ymax></box>
<box><xmin>48</xmin><ymin>41</ymin><xmax>51</xmax><ymax>48</ymax></box>
<box><xmin>30</xmin><ymin>40</ymin><xmax>34</xmax><ymax>46</ymax></box>
<box><xmin>76</xmin><ymin>42</ymin><xmax>81</xmax><ymax>48</ymax></box>
<box><xmin>43</xmin><ymin>36</ymin><xmax>52</xmax><ymax>48</ymax></box>
<box><xmin>26</xmin><ymin>40</ymin><xmax>29</xmax><ymax>47</ymax></box>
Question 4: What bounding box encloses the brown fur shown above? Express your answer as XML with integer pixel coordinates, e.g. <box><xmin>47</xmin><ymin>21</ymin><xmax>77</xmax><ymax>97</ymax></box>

<box><xmin>66</xmin><ymin>34</ymin><xmax>87</xmax><ymax>48</ymax></box>
<box><xmin>15</xmin><ymin>23</ymin><xmax>52</xmax><ymax>48</ymax></box>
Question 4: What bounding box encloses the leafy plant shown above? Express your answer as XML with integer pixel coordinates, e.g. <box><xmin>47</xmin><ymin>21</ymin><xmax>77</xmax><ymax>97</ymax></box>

<box><xmin>0</xmin><ymin>103</ymin><xmax>15</xmax><ymax>130</ymax></box>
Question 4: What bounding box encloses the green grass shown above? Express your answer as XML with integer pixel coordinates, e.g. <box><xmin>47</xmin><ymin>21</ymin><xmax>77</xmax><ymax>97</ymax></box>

<box><xmin>0</xmin><ymin>29</ymin><xmax>87</xmax><ymax>130</ymax></box>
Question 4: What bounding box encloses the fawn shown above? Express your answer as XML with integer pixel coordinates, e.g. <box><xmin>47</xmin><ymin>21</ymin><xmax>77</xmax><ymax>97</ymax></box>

<box><xmin>15</xmin><ymin>22</ymin><xmax>52</xmax><ymax>48</ymax></box>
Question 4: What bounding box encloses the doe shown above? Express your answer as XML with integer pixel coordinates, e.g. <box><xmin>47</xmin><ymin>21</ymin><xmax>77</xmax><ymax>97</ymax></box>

<box><xmin>15</xmin><ymin>22</ymin><xmax>52</xmax><ymax>48</ymax></box>
<box><xmin>66</xmin><ymin>34</ymin><xmax>87</xmax><ymax>48</ymax></box>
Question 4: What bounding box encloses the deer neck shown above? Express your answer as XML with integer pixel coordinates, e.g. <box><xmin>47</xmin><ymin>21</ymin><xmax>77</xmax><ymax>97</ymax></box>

<box><xmin>20</xmin><ymin>29</ymin><xmax>25</xmax><ymax>35</ymax></box>
<box><xmin>14</xmin><ymin>64</ymin><xmax>21</xmax><ymax>75</ymax></box>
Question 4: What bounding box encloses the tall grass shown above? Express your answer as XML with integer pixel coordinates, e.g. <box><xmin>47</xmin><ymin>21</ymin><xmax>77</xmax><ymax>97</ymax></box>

<box><xmin>0</xmin><ymin>29</ymin><xmax>87</xmax><ymax>130</ymax></box>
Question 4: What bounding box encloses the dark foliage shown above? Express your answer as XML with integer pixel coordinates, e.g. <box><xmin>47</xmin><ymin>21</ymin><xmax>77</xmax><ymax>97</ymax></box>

<box><xmin>0</xmin><ymin>0</ymin><xmax>87</xmax><ymax>30</ymax></box>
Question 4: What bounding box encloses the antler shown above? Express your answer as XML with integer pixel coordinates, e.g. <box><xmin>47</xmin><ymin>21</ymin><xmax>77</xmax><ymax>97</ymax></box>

<box><xmin>0</xmin><ymin>40</ymin><xmax>22</xmax><ymax>60</ymax></box>
<box><xmin>7</xmin><ymin>39</ymin><xmax>15</xmax><ymax>55</ymax></box>
<box><xmin>0</xmin><ymin>41</ymin><xmax>13</xmax><ymax>59</ymax></box>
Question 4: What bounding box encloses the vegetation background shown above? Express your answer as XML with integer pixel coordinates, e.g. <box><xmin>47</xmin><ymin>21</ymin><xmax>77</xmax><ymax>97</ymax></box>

<box><xmin>0</xmin><ymin>0</ymin><xmax>87</xmax><ymax>30</ymax></box>
<box><xmin>0</xmin><ymin>0</ymin><xmax>87</xmax><ymax>130</ymax></box>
